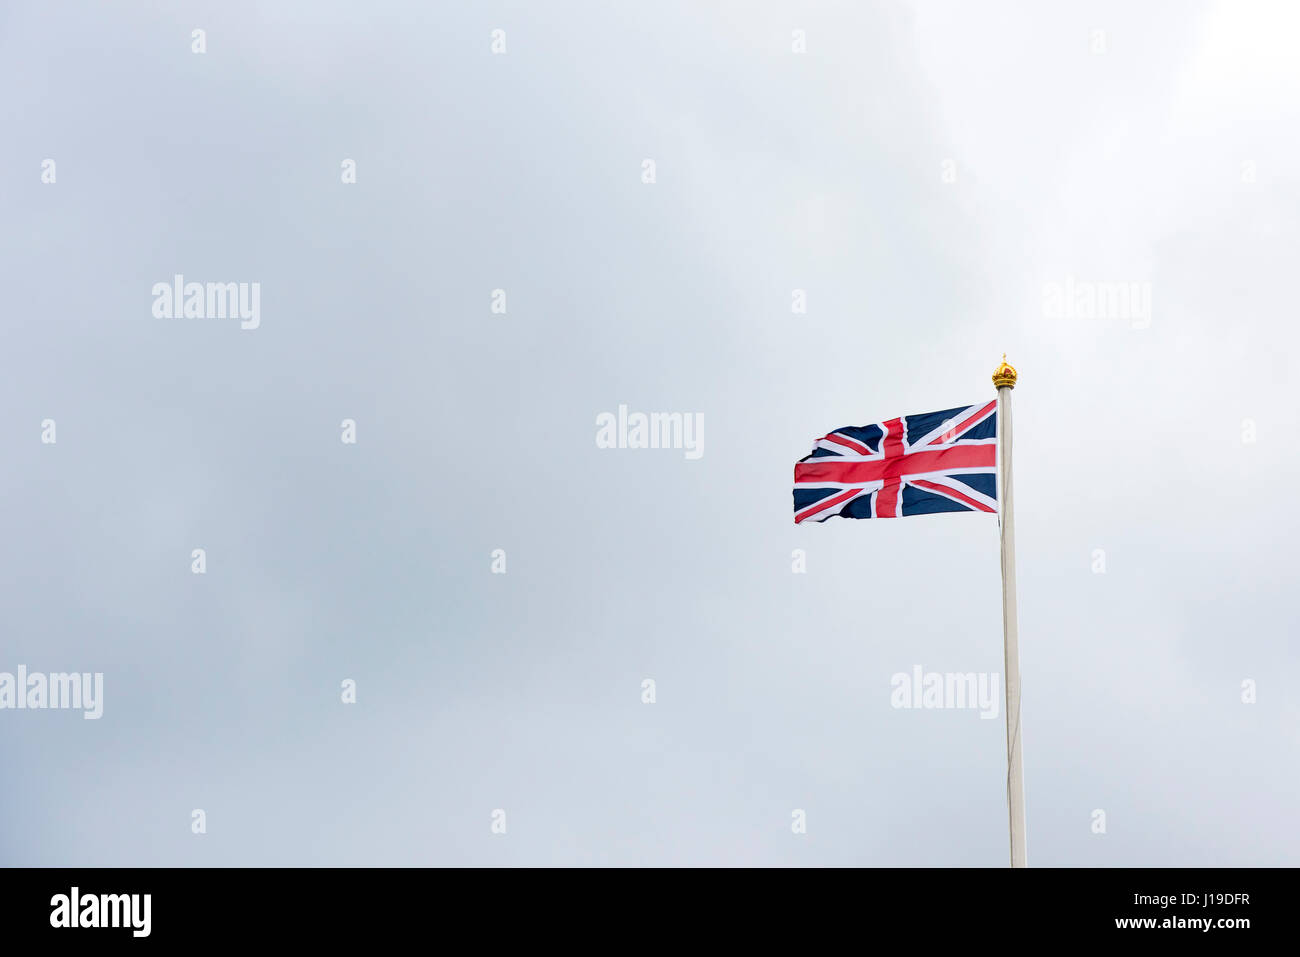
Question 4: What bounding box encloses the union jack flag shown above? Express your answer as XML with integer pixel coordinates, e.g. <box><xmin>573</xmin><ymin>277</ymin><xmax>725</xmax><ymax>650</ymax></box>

<box><xmin>793</xmin><ymin>401</ymin><xmax>998</xmax><ymax>523</ymax></box>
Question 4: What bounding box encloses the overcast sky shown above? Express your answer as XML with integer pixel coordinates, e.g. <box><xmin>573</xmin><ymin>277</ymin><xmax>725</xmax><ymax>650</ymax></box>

<box><xmin>1</xmin><ymin>0</ymin><xmax>1297</xmax><ymax>866</ymax></box>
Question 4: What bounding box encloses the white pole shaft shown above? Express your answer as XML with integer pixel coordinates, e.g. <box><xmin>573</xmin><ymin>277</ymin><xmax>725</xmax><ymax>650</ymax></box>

<box><xmin>998</xmin><ymin>384</ymin><xmax>1027</xmax><ymax>868</ymax></box>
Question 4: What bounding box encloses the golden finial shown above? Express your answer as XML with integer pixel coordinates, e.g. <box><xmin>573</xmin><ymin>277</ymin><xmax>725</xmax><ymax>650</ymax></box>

<box><xmin>992</xmin><ymin>354</ymin><xmax>1017</xmax><ymax>389</ymax></box>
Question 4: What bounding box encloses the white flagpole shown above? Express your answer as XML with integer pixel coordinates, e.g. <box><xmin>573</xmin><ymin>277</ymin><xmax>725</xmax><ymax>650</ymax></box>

<box><xmin>994</xmin><ymin>356</ymin><xmax>1027</xmax><ymax>868</ymax></box>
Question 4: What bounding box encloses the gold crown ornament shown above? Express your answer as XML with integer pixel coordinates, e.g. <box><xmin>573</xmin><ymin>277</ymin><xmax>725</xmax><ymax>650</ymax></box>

<box><xmin>992</xmin><ymin>355</ymin><xmax>1018</xmax><ymax>389</ymax></box>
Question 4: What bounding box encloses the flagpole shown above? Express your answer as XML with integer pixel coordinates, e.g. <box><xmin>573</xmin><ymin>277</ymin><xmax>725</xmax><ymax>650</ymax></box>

<box><xmin>993</xmin><ymin>355</ymin><xmax>1027</xmax><ymax>868</ymax></box>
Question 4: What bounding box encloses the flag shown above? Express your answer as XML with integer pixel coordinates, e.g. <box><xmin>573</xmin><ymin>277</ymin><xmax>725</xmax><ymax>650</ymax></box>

<box><xmin>793</xmin><ymin>400</ymin><xmax>998</xmax><ymax>523</ymax></box>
